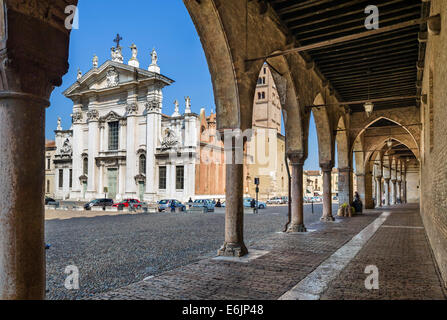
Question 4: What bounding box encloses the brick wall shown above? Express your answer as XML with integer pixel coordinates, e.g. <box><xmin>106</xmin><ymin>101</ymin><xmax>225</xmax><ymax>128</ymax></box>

<box><xmin>420</xmin><ymin>0</ymin><xmax>447</xmax><ymax>288</ymax></box>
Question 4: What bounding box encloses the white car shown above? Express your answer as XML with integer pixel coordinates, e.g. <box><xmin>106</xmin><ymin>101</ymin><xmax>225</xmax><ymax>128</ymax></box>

<box><xmin>267</xmin><ymin>197</ymin><xmax>283</xmax><ymax>204</ymax></box>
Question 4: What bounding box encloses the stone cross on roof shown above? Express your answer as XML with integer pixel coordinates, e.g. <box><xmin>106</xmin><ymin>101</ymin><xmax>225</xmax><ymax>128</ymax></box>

<box><xmin>113</xmin><ymin>33</ymin><xmax>123</xmax><ymax>48</ymax></box>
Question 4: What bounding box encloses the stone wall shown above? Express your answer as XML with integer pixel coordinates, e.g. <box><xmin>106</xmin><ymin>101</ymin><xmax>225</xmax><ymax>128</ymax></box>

<box><xmin>420</xmin><ymin>0</ymin><xmax>447</xmax><ymax>288</ymax></box>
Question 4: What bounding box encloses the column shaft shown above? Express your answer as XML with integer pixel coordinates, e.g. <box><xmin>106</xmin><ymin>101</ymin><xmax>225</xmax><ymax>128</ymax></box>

<box><xmin>0</xmin><ymin>96</ymin><xmax>46</xmax><ymax>299</ymax></box>
<box><xmin>287</xmin><ymin>154</ymin><xmax>306</xmax><ymax>232</ymax></box>
<box><xmin>218</xmin><ymin>147</ymin><xmax>247</xmax><ymax>257</ymax></box>
<box><xmin>375</xmin><ymin>177</ymin><xmax>382</xmax><ymax>208</ymax></box>
<box><xmin>321</xmin><ymin>164</ymin><xmax>335</xmax><ymax>222</ymax></box>
<box><xmin>384</xmin><ymin>179</ymin><xmax>390</xmax><ymax>206</ymax></box>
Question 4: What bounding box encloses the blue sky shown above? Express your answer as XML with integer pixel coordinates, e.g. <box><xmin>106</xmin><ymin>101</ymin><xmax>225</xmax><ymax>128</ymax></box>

<box><xmin>47</xmin><ymin>0</ymin><xmax>322</xmax><ymax>170</ymax></box>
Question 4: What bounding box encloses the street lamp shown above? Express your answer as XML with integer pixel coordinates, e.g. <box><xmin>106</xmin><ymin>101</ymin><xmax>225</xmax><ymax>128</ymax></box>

<box><xmin>364</xmin><ymin>101</ymin><xmax>374</xmax><ymax>117</ymax></box>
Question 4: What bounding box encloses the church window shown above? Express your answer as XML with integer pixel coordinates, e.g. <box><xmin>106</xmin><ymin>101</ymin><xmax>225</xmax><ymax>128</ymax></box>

<box><xmin>139</xmin><ymin>155</ymin><xmax>146</xmax><ymax>175</ymax></box>
<box><xmin>59</xmin><ymin>170</ymin><xmax>63</xmax><ymax>189</ymax></box>
<box><xmin>108</xmin><ymin>121</ymin><xmax>119</xmax><ymax>151</ymax></box>
<box><xmin>83</xmin><ymin>158</ymin><xmax>88</xmax><ymax>175</ymax></box>
<box><xmin>176</xmin><ymin>166</ymin><xmax>184</xmax><ymax>190</ymax></box>
<box><xmin>159</xmin><ymin>166</ymin><xmax>167</xmax><ymax>190</ymax></box>
<box><xmin>261</xmin><ymin>92</ymin><xmax>266</xmax><ymax>99</ymax></box>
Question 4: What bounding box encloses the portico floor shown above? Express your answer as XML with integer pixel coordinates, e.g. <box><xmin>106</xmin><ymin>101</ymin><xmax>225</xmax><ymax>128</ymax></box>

<box><xmin>94</xmin><ymin>204</ymin><xmax>446</xmax><ymax>300</ymax></box>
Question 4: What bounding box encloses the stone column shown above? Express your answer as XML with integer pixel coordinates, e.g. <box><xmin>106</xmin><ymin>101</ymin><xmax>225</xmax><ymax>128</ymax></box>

<box><xmin>218</xmin><ymin>136</ymin><xmax>247</xmax><ymax>257</ymax></box>
<box><xmin>320</xmin><ymin>162</ymin><xmax>335</xmax><ymax>222</ymax></box>
<box><xmin>86</xmin><ymin>103</ymin><xmax>99</xmax><ymax>198</ymax></box>
<box><xmin>0</xmin><ymin>2</ymin><xmax>71</xmax><ymax>299</ymax></box>
<box><xmin>145</xmin><ymin>103</ymin><xmax>161</xmax><ymax>201</ymax></box>
<box><xmin>338</xmin><ymin>167</ymin><xmax>351</xmax><ymax>206</ymax></box>
<box><xmin>287</xmin><ymin>152</ymin><xmax>306</xmax><ymax>233</ymax></box>
<box><xmin>375</xmin><ymin>176</ymin><xmax>383</xmax><ymax>208</ymax></box>
<box><xmin>125</xmin><ymin>101</ymin><xmax>137</xmax><ymax>197</ymax></box>
<box><xmin>356</xmin><ymin>173</ymin><xmax>366</xmax><ymax>203</ymax></box>
<box><xmin>403</xmin><ymin>180</ymin><xmax>407</xmax><ymax>203</ymax></box>
<box><xmin>384</xmin><ymin>178</ymin><xmax>390</xmax><ymax>206</ymax></box>
<box><xmin>391</xmin><ymin>179</ymin><xmax>397</xmax><ymax>205</ymax></box>
<box><xmin>364</xmin><ymin>172</ymin><xmax>374</xmax><ymax>209</ymax></box>
<box><xmin>397</xmin><ymin>180</ymin><xmax>401</xmax><ymax>203</ymax></box>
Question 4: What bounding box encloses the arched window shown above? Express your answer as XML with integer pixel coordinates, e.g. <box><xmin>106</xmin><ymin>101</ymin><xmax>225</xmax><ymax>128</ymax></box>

<box><xmin>139</xmin><ymin>154</ymin><xmax>146</xmax><ymax>175</ymax></box>
<box><xmin>83</xmin><ymin>158</ymin><xmax>88</xmax><ymax>175</ymax></box>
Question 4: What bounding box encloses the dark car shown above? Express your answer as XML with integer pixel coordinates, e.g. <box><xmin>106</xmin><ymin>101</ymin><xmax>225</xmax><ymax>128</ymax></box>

<box><xmin>45</xmin><ymin>197</ymin><xmax>57</xmax><ymax>205</ymax></box>
<box><xmin>158</xmin><ymin>199</ymin><xmax>186</xmax><ymax>212</ymax></box>
<box><xmin>84</xmin><ymin>198</ymin><xmax>114</xmax><ymax>210</ymax></box>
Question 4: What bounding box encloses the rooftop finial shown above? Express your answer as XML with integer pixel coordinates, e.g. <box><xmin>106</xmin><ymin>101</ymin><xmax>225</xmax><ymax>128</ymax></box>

<box><xmin>172</xmin><ymin>99</ymin><xmax>180</xmax><ymax>117</ymax></box>
<box><xmin>185</xmin><ymin>96</ymin><xmax>191</xmax><ymax>114</ymax></box>
<box><xmin>148</xmin><ymin>48</ymin><xmax>160</xmax><ymax>73</ymax></box>
<box><xmin>57</xmin><ymin>117</ymin><xmax>62</xmax><ymax>131</ymax></box>
<box><xmin>113</xmin><ymin>33</ymin><xmax>123</xmax><ymax>48</ymax></box>
<box><xmin>128</xmin><ymin>43</ymin><xmax>140</xmax><ymax>68</ymax></box>
<box><xmin>77</xmin><ymin>68</ymin><xmax>82</xmax><ymax>80</ymax></box>
<box><xmin>111</xmin><ymin>34</ymin><xmax>123</xmax><ymax>63</ymax></box>
<box><xmin>93</xmin><ymin>54</ymin><xmax>98</xmax><ymax>68</ymax></box>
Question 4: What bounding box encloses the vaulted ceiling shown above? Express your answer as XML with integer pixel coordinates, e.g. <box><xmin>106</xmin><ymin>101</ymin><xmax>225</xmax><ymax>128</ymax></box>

<box><xmin>267</xmin><ymin>0</ymin><xmax>429</xmax><ymax>112</ymax></box>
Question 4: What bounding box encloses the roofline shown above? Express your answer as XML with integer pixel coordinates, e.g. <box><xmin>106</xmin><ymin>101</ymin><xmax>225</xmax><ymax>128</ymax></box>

<box><xmin>63</xmin><ymin>60</ymin><xmax>174</xmax><ymax>98</ymax></box>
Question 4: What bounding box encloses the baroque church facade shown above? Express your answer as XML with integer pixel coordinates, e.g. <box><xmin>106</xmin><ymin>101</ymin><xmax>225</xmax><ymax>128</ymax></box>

<box><xmin>59</xmin><ymin>41</ymin><xmax>199</xmax><ymax>202</ymax></box>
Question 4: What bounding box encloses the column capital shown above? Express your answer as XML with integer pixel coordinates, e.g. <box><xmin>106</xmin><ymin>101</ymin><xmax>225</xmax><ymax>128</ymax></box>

<box><xmin>356</xmin><ymin>173</ymin><xmax>366</xmax><ymax>177</ymax></box>
<box><xmin>338</xmin><ymin>167</ymin><xmax>351</xmax><ymax>173</ymax></box>
<box><xmin>384</xmin><ymin>177</ymin><xmax>391</xmax><ymax>182</ymax></box>
<box><xmin>0</xmin><ymin>2</ymin><xmax>73</xmax><ymax>101</ymax></box>
<box><xmin>287</xmin><ymin>151</ymin><xmax>305</xmax><ymax>165</ymax></box>
<box><xmin>320</xmin><ymin>161</ymin><xmax>333</xmax><ymax>172</ymax></box>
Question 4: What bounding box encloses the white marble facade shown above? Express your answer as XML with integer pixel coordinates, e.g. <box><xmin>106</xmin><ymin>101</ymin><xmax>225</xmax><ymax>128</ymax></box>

<box><xmin>59</xmin><ymin>43</ymin><xmax>199</xmax><ymax>203</ymax></box>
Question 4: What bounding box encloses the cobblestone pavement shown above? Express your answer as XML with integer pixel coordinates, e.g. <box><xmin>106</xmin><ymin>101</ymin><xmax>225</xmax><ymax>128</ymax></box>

<box><xmin>321</xmin><ymin>204</ymin><xmax>446</xmax><ymax>300</ymax></box>
<box><xmin>45</xmin><ymin>204</ymin><xmax>333</xmax><ymax>300</ymax></box>
<box><xmin>94</xmin><ymin>204</ymin><xmax>446</xmax><ymax>300</ymax></box>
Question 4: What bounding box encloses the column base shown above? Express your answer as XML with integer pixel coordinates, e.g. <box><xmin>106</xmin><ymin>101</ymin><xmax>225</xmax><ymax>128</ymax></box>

<box><xmin>217</xmin><ymin>242</ymin><xmax>248</xmax><ymax>257</ymax></box>
<box><xmin>287</xmin><ymin>224</ymin><xmax>307</xmax><ymax>233</ymax></box>
<box><xmin>320</xmin><ymin>215</ymin><xmax>335</xmax><ymax>222</ymax></box>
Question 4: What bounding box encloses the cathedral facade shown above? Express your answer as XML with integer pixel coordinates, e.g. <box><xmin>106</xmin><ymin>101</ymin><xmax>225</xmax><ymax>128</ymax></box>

<box><xmin>61</xmin><ymin>42</ymin><xmax>199</xmax><ymax>202</ymax></box>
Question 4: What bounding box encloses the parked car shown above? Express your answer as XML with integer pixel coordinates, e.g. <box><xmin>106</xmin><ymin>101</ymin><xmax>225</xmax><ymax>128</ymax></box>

<box><xmin>158</xmin><ymin>199</ymin><xmax>186</xmax><ymax>212</ymax></box>
<box><xmin>243</xmin><ymin>198</ymin><xmax>267</xmax><ymax>209</ymax></box>
<box><xmin>45</xmin><ymin>197</ymin><xmax>57</xmax><ymax>205</ymax></box>
<box><xmin>192</xmin><ymin>199</ymin><xmax>215</xmax><ymax>212</ymax></box>
<box><xmin>112</xmin><ymin>199</ymin><xmax>143</xmax><ymax>210</ymax></box>
<box><xmin>267</xmin><ymin>197</ymin><xmax>283</xmax><ymax>205</ymax></box>
<box><xmin>281</xmin><ymin>196</ymin><xmax>288</xmax><ymax>203</ymax></box>
<box><xmin>84</xmin><ymin>198</ymin><xmax>114</xmax><ymax>210</ymax></box>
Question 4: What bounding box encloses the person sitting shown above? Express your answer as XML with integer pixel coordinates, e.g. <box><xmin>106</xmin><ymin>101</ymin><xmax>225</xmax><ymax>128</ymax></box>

<box><xmin>352</xmin><ymin>192</ymin><xmax>363</xmax><ymax>213</ymax></box>
<box><xmin>216</xmin><ymin>199</ymin><xmax>222</xmax><ymax>207</ymax></box>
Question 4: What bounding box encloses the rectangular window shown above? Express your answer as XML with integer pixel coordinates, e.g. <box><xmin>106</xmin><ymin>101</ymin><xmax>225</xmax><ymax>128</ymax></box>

<box><xmin>108</xmin><ymin>121</ymin><xmax>119</xmax><ymax>151</ymax></box>
<box><xmin>47</xmin><ymin>158</ymin><xmax>51</xmax><ymax>170</ymax></box>
<box><xmin>159</xmin><ymin>166</ymin><xmax>167</xmax><ymax>190</ymax></box>
<box><xmin>59</xmin><ymin>170</ymin><xmax>63</xmax><ymax>189</ymax></box>
<box><xmin>69</xmin><ymin>169</ymin><xmax>73</xmax><ymax>188</ymax></box>
<box><xmin>176</xmin><ymin>166</ymin><xmax>184</xmax><ymax>190</ymax></box>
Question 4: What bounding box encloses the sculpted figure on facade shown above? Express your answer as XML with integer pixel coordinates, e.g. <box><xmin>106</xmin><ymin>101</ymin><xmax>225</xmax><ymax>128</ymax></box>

<box><xmin>106</xmin><ymin>67</ymin><xmax>120</xmax><ymax>87</ymax></box>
